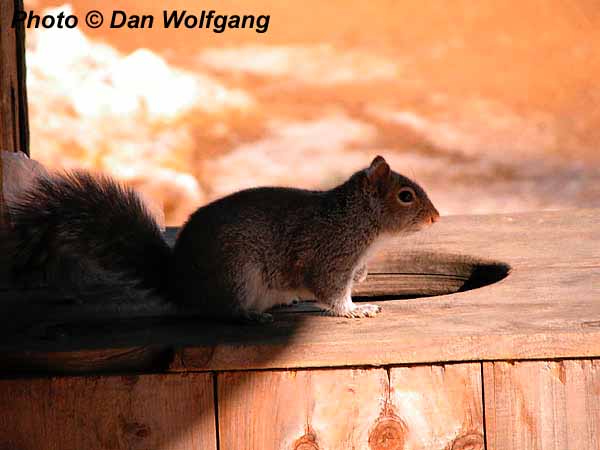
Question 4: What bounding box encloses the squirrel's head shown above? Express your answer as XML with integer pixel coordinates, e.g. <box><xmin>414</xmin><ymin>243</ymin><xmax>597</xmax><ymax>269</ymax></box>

<box><xmin>361</xmin><ymin>155</ymin><xmax>440</xmax><ymax>234</ymax></box>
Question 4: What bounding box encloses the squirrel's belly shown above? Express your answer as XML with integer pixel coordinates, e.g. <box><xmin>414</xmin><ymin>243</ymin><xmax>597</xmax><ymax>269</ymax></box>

<box><xmin>257</xmin><ymin>288</ymin><xmax>313</xmax><ymax>312</ymax></box>
<box><xmin>244</xmin><ymin>282</ymin><xmax>313</xmax><ymax>312</ymax></box>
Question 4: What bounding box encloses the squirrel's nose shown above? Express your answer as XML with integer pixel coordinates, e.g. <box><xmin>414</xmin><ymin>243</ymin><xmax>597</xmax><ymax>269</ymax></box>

<box><xmin>430</xmin><ymin>209</ymin><xmax>440</xmax><ymax>224</ymax></box>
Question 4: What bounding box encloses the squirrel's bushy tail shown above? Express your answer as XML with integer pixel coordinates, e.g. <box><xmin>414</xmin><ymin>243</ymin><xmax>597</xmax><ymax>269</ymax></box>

<box><xmin>2</xmin><ymin>171</ymin><xmax>172</xmax><ymax>308</ymax></box>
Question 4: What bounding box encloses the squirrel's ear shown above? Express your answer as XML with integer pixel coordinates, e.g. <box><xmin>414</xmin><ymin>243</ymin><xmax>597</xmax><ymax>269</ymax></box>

<box><xmin>366</xmin><ymin>156</ymin><xmax>391</xmax><ymax>185</ymax></box>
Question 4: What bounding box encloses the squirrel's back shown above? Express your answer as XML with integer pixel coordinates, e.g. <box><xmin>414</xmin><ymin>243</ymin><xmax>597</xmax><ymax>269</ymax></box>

<box><xmin>2</xmin><ymin>172</ymin><xmax>171</xmax><ymax>302</ymax></box>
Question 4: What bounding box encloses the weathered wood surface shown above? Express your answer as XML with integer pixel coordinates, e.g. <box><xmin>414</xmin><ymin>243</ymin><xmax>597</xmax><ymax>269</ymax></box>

<box><xmin>388</xmin><ymin>363</ymin><xmax>484</xmax><ymax>450</ymax></box>
<box><xmin>1</xmin><ymin>209</ymin><xmax>598</xmax><ymax>373</ymax></box>
<box><xmin>0</xmin><ymin>346</ymin><xmax>173</xmax><ymax>375</ymax></box>
<box><xmin>0</xmin><ymin>0</ymin><xmax>29</xmax><ymax>223</ymax></box>
<box><xmin>0</xmin><ymin>373</ymin><xmax>217</xmax><ymax>450</ymax></box>
<box><xmin>0</xmin><ymin>0</ymin><xmax>28</xmax><ymax>155</ymax></box>
<box><xmin>217</xmin><ymin>363</ymin><xmax>483</xmax><ymax>450</ymax></box>
<box><xmin>483</xmin><ymin>359</ymin><xmax>600</xmax><ymax>450</ymax></box>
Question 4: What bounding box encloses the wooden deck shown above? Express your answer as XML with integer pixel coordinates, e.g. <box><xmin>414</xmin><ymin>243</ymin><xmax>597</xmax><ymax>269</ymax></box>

<box><xmin>0</xmin><ymin>209</ymin><xmax>598</xmax><ymax>449</ymax></box>
<box><xmin>1</xmin><ymin>209</ymin><xmax>599</xmax><ymax>372</ymax></box>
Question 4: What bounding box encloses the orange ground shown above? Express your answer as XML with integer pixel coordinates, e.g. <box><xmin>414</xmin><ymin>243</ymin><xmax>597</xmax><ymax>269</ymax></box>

<box><xmin>24</xmin><ymin>0</ymin><xmax>600</xmax><ymax>223</ymax></box>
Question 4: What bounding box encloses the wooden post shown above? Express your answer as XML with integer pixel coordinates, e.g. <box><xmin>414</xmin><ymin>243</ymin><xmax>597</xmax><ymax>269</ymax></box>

<box><xmin>0</xmin><ymin>0</ymin><xmax>29</xmax><ymax>222</ymax></box>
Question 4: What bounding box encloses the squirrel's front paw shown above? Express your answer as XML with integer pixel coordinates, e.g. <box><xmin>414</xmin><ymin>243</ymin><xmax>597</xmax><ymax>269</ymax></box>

<box><xmin>350</xmin><ymin>303</ymin><xmax>381</xmax><ymax>318</ymax></box>
<box><xmin>325</xmin><ymin>303</ymin><xmax>381</xmax><ymax>318</ymax></box>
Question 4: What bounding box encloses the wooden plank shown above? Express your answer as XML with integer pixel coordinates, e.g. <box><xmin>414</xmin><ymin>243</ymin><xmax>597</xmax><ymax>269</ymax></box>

<box><xmin>170</xmin><ymin>209</ymin><xmax>600</xmax><ymax>370</ymax></box>
<box><xmin>389</xmin><ymin>363</ymin><xmax>484</xmax><ymax>449</ymax></box>
<box><xmin>218</xmin><ymin>368</ymin><xmax>388</xmax><ymax>450</ymax></box>
<box><xmin>171</xmin><ymin>266</ymin><xmax>600</xmax><ymax>371</ymax></box>
<box><xmin>0</xmin><ymin>148</ymin><xmax>4</xmax><ymax>224</ymax></box>
<box><xmin>0</xmin><ymin>0</ymin><xmax>29</xmax><ymax>155</ymax></box>
<box><xmin>1</xmin><ymin>210</ymin><xmax>599</xmax><ymax>373</ymax></box>
<box><xmin>0</xmin><ymin>373</ymin><xmax>217</xmax><ymax>450</ymax></box>
<box><xmin>0</xmin><ymin>346</ymin><xmax>173</xmax><ymax>375</ymax></box>
<box><xmin>0</xmin><ymin>0</ymin><xmax>29</xmax><ymax>223</ymax></box>
<box><xmin>2</xmin><ymin>266</ymin><xmax>599</xmax><ymax>373</ymax></box>
<box><xmin>217</xmin><ymin>362</ymin><xmax>483</xmax><ymax>450</ymax></box>
<box><xmin>483</xmin><ymin>360</ymin><xmax>600</xmax><ymax>450</ymax></box>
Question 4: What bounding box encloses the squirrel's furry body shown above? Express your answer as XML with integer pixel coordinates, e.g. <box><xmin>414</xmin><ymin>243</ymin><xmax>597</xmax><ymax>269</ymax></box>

<box><xmin>2</xmin><ymin>156</ymin><xmax>439</xmax><ymax>321</ymax></box>
<box><xmin>174</xmin><ymin>181</ymin><xmax>382</xmax><ymax>320</ymax></box>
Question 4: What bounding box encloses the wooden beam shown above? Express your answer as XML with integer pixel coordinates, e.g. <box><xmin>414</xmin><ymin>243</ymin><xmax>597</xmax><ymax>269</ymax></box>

<box><xmin>218</xmin><ymin>368</ymin><xmax>389</xmax><ymax>449</ymax></box>
<box><xmin>388</xmin><ymin>363</ymin><xmax>484</xmax><ymax>449</ymax></box>
<box><xmin>0</xmin><ymin>0</ymin><xmax>28</xmax><ymax>155</ymax></box>
<box><xmin>217</xmin><ymin>363</ymin><xmax>483</xmax><ymax>449</ymax></box>
<box><xmin>0</xmin><ymin>0</ymin><xmax>29</xmax><ymax>223</ymax></box>
<box><xmin>0</xmin><ymin>346</ymin><xmax>173</xmax><ymax>375</ymax></box>
<box><xmin>0</xmin><ymin>373</ymin><xmax>217</xmax><ymax>450</ymax></box>
<box><xmin>1</xmin><ymin>209</ymin><xmax>599</xmax><ymax>374</ymax></box>
<box><xmin>0</xmin><ymin>148</ymin><xmax>3</xmax><ymax>224</ymax></box>
<box><xmin>483</xmin><ymin>360</ymin><xmax>600</xmax><ymax>450</ymax></box>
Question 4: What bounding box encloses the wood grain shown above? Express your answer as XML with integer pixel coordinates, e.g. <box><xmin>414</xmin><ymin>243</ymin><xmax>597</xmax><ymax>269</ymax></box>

<box><xmin>218</xmin><ymin>368</ymin><xmax>388</xmax><ymax>450</ymax></box>
<box><xmin>484</xmin><ymin>360</ymin><xmax>600</xmax><ymax>450</ymax></box>
<box><xmin>0</xmin><ymin>373</ymin><xmax>217</xmax><ymax>450</ymax></box>
<box><xmin>217</xmin><ymin>362</ymin><xmax>483</xmax><ymax>450</ymax></box>
<box><xmin>389</xmin><ymin>363</ymin><xmax>484</xmax><ymax>450</ymax></box>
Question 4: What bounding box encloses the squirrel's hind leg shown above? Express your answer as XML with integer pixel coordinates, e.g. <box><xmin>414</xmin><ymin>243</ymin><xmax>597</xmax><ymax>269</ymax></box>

<box><xmin>227</xmin><ymin>265</ymin><xmax>275</xmax><ymax>324</ymax></box>
<box><xmin>315</xmin><ymin>283</ymin><xmax>381</xmax><ymax>318</ymax></box>
<box><xmin>353</xmin><ymin>264</ymin><xmax>368</xmax><ymax>283</ymax></box>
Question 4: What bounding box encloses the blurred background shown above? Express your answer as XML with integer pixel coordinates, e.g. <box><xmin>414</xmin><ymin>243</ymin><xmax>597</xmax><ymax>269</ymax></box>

<box><xmin>25</xmin><ymin>0</ymin><xmax>600</xmax><ymax>224</ymax></box>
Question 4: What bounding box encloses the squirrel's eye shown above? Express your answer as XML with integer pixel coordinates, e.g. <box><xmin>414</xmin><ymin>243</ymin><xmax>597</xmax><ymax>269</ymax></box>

<box><xmin>398</xmin><ymin>188</ymin><xmax>415</xmax><ymax>204</ymax></box>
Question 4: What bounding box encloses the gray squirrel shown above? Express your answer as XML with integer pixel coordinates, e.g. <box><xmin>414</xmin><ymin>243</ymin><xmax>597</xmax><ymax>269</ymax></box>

<box><xmin>1</xmin><ymin>156</ymin><xmax>439</xmax><ymax>322</ymax></box>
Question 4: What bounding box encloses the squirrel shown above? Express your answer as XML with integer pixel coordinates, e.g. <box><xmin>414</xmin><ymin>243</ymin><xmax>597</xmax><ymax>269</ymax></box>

<box><xmin>1</xmin><ymin>156</ymin><xmax>439</xmax><ymax>322</ymax></box>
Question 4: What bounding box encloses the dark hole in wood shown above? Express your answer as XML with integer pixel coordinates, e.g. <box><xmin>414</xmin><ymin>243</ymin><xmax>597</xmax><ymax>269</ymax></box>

<box><xmin>457</xmin><ymin>262</ymin><xmax>511</xmax><ymax>292</ymax></box>
<box><xmin>351</xmin><ymin>254</ymin><xmax>511</xmax><ymax>302</ymax></box>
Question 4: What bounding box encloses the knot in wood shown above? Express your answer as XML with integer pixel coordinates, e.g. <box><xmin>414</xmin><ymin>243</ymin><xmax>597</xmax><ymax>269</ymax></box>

<box><xmin>119</xmin><ymin>418</ymin><xmax>151</xmax><ymax>440</ymax></box>
<box><xmin>293</xmin><ymin>432</ymin><xmax>319</xmax><ymax>450</ymax></box>
<box><xmin>368</xmin><ymin>417</ymin><xmax>406</xmax><ymax>450</ymax></box>
<box><xmin>450</xmin><ymin>432</ymin><xmax>484</xmax><ymax>450</ymax></box>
